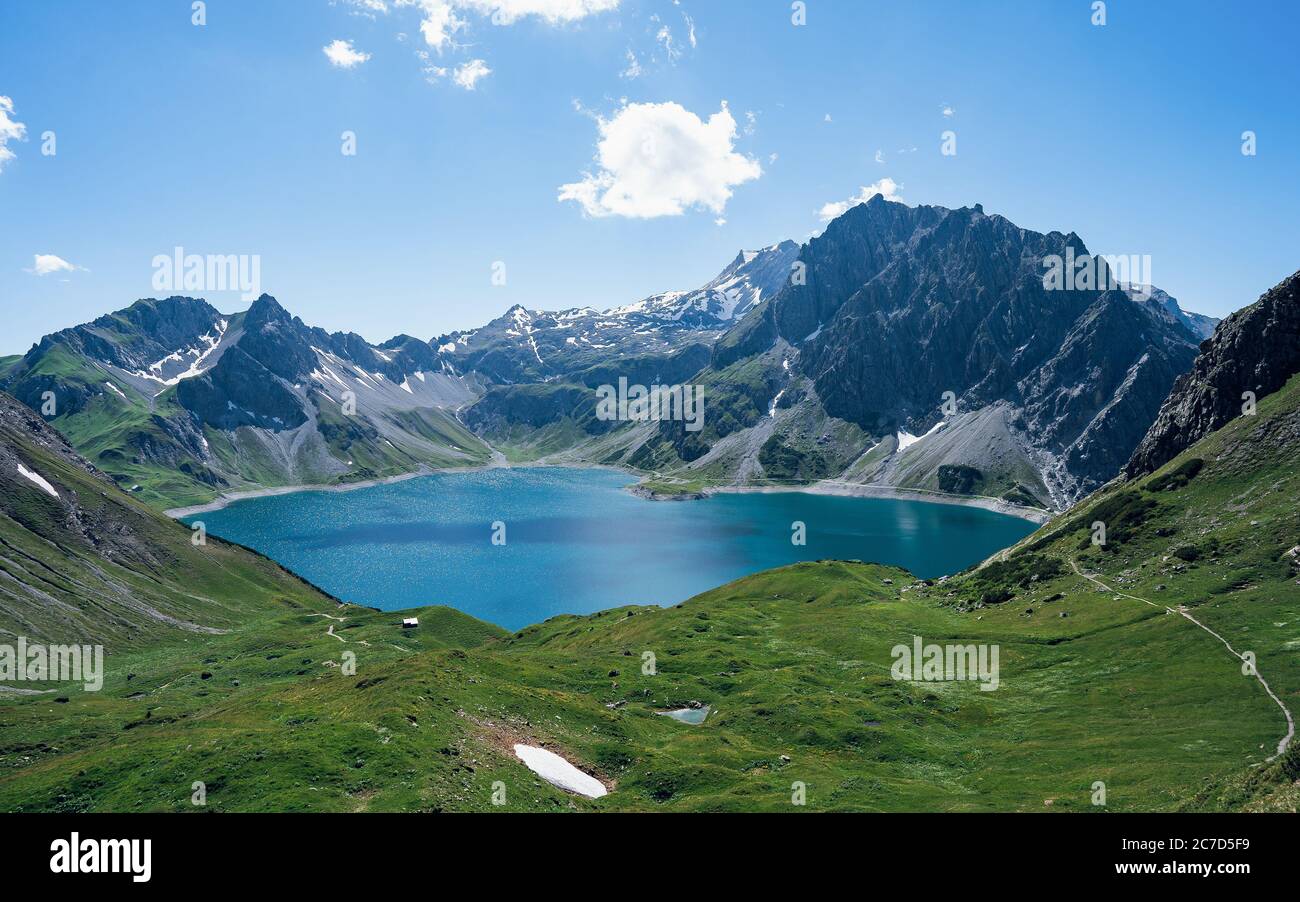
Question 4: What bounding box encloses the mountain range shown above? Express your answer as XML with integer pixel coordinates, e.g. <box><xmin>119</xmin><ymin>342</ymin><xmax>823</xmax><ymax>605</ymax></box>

<box><xmin>0</xmin><ymin>201</ymin><xmax>1217</xmax><ymax>512</ymax></box>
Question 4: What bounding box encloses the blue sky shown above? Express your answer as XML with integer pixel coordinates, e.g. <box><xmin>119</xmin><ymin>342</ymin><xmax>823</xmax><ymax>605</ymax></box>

<box><xmin>1</xmin><ymin>0</ymin><xmax>1296</xmax><ymax>354</ymax></box>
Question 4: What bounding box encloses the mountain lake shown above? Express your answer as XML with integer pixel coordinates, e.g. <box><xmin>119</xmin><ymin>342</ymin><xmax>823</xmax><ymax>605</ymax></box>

<box><xmin>183</xmin><ymin>467</ymin><xmax>1039</xmax><ymax>631</ymax></box>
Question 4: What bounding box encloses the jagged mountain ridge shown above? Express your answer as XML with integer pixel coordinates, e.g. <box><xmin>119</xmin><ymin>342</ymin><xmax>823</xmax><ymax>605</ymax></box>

<box><xmin>0</xmin><ymin>293</ymin><xmax>491</xmax><ymax>507</ymax></box>
<box><xmin>609</xmin><ymin>240</ymin><xmax>801</xmax><ymax>326</ymax></box>
<box><xmin>430</xmin><ymin>240</ymin><xmax>800</xmax><ymax>385</ymax></box>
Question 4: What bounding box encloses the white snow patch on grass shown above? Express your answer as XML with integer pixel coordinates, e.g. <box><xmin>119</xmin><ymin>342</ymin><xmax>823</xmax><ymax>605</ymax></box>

<box><xmin>513</xmin><ymin>744</ymin><xmax>607</xmax><ymax>798</ymax></box>
<box><xmin>17</xmin><ymin>463</ymin><xmax>59</xmax><ymax>499</ymax></box>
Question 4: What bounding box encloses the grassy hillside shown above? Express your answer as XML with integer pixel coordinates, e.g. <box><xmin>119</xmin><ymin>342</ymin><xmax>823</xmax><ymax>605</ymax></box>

<box><xmin>0</xmin><ymin>391</ymin><xmax>345</xmax><ymax>648</ymax></box>
<box><xmin>1</xmin><ymin>375</ymin><xmax>1296</xmax><ymax>812</ymax></box>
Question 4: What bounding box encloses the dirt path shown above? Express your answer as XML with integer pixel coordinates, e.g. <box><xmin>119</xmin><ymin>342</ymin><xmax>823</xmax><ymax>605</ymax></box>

<box><xmin>1071</xmin><ymin>559</ymin><xmax>1295</xmax><ymax>762</ymax></box>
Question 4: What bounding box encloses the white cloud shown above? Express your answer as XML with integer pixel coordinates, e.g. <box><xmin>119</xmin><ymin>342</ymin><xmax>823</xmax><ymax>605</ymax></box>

<box><xmin>817</xmin><ymin>178</ymin><xmax>903</xmax><ymax>221</ymax></box>
<box><xmin>462</xmin><ymin>0</ymin><xmax>620</xmax><ymax>25</ymax></box>
<box><xmin>323</xmin><ymin>39</ymin><xmax>372</xmax><ymax>68</ymax></box>
<box><xmin>26</xmin><ymin>254</ymin><xmax>85</xmax><ymax>276</ymax></box>
<box><xmin>0</xmin><ymin>96</ymin><xmax>27</xmax><ymax>173</ymax></box>
<box><xmin>452</xmin><ymin>58</ymin><xmax>492</xmax><ymax>89</ymax></box>
<box><xmin>397</xmin><ymin>0</ymin><xmax>467</xmax><ymax>51</ymax></box>
<box><xmin>341</xmin><ymin>0</ymin><xmax>389</xmax><ymax>17</ymax></box>
<box><xmin>558</xmin><ymin>101</ymin><xmax>762</xmax><ymax>219</ymax></box>
<box><xmin>398</xmin><ymin>0</ymin><xmax>617</xmax><ymax>51</ymax></box>
<box><xmin>942</xmin><ymin>104</ymin><xmax>955</xmax><ymax>118</ymax></box>
<box><xmin>874</xmin><ymin>149</ymin><xmax>885</xmax><ymax>164</ymax></box>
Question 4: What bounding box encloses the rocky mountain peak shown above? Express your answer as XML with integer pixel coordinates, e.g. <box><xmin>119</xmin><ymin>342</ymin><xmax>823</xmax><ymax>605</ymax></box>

<box><xmin>700</xmin><ymin>199</ymin><xmax>1206</xmax><ymax>507</ymax></box>
<box><xmin>244</xmin><ymin>293</ymin><xmax>292</xmax><ymax>325</ymax></box>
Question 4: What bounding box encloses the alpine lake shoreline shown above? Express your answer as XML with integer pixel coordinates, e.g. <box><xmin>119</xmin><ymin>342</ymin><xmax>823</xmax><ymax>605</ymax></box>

<box><xmin>165</xmin><ymin>457</ymin><xmax>1051</xmax><ymax>525</ymax></box>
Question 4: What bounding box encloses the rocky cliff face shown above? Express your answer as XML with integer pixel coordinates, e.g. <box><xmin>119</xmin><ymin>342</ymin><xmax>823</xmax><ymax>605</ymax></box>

<box><xmin>1124</xmin><ymin>270</ymin><xmax>1300</xmax><ymax>478</ymax></box>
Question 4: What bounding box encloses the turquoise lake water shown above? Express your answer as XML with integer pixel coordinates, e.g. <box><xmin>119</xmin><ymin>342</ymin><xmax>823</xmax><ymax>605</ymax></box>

<box><xmin>186</xmin><ymin>468</ymin><xmax>1038</xmax><ymax>631</ymax></box>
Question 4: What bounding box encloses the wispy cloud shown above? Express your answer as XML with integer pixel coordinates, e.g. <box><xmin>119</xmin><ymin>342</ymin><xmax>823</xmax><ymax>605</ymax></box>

<box><xmin>465</xmin><ymin>0</ymin><xmax>619</xmax><ymax>25</ymax></box>
<box><xmin>339</xmin><ymin>0</ymin><xmax>390</xmax><ymax>17</ymax></box>
<box><xmin>619</xmin><ymin>49</ymin><xmax>642</xmax><ymax>79</ymax></box>
<box><xmin>620</xmin><ymin>7</ymin><xmax>695</xmax><ymax>79</ymax></box>
<box><xmin>399</xmin><ymin>0</ymin><xmax>619</xmax><ymax>52</ymax></box>
<box><xmin>0</xmin><ymin>96</ymin><xmax>27</xmax><ymax>173</ymax></box>
<box><xmin>655</xmin><ymin>24</ymin><xmax>681</xmax><ymax>61</ymax></box>
<box><xmin>388</xmin><ymin>0</ymin><xmax>618</xmax><ymax>89</ymax></box>
<box><xmin>415</xmin><ymin>49</ymin><xmax>449</xmax><ymax>82</ymax></box>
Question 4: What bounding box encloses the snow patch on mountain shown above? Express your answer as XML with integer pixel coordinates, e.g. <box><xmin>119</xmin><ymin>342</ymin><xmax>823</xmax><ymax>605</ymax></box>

<box><xmin>131</xmin><ymin>319</ymin><xmax>230</xmax><ymax>391</ymax></box>
<box><xmin>17</xmin><ymin>462</ymin><xmax>59</xmax><ymax>499</ymax></box>
<box><xmin>896</xmin><ymin>421</ymin><xmax>946</xmax><ymax>452</ymax></box>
